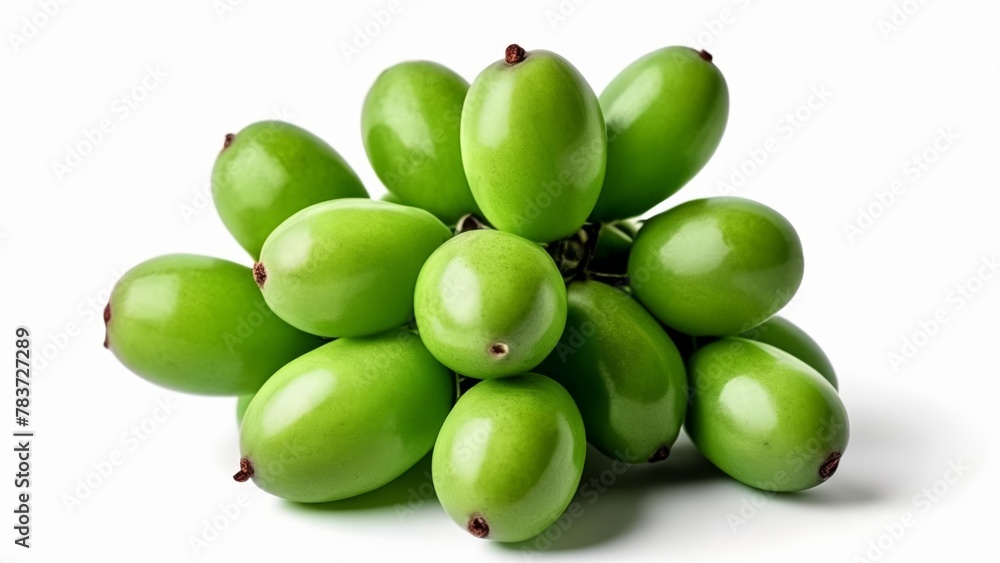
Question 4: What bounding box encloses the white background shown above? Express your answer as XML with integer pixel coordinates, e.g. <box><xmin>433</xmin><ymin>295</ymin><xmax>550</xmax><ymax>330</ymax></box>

<box><xmin>2</xmin><ymin>0</ymin><xmax>997</xmax><ymax>561</ymax></box>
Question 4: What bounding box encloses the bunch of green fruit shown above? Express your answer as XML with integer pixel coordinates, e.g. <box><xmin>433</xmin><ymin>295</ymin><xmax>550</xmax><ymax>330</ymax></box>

<box><xmin>104</xmin><ymin>44</ymin><xmax>848</xmax><ymax>542</ymax></box>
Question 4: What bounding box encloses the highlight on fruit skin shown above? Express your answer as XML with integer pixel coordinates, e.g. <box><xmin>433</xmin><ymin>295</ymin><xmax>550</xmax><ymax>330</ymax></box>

<box><xmin>211</xmin><ymin>120</ymin><xmax>368</xmax><ymax>260</ymax></box>
<box><xmin>537</xmin><ymin>280</ymin><xmax>688</xmax><ymax>464</ymax></box>
<box><xmin>362</xmin><ymin>60</ymin><xmax>480</xmax><ymax>224</ymax></box>
<box><xmin>460</xmin><ymin>43</ymin><xmax>607</xmax><ymax>243</ymax></box>
<box><xmin>256</xmin><ymin>198</ymin><xmax>452</xmax><ymax>338</ymax></box>
<box><xmin>628</xmin><ymin>196</ymin><xmax>803</xmax><ymax>337</ymax></box>
<box><xmin>591</xmin><ymin>45</ymin><xmax>729</xmax><ymax>222</ymax></box>
<box><xmin>684</xmin><ymin>338</ymin><xmax>849</xmax><ymax>492</ymax></box>
<box><xmin>104</xmin><ymin>254</ymin><xmax>322</xmax><ymax>396</ymax></box>
<box><xmin>414</xmin><ymin>229</ymin><xmax>568</xmax><ymax>379</ymax></box>
<box><xmin>99</xmin><ymin>38</ymin><xmax>850</xmax><ymax>545</ymax></box>
<box><xmin>739</xmin><ymin>316</ymin><xmax>839</xmax><ymax>390</ymax></box>
<box><xmin>432</xmin><ymin>374</ymin><xmax>586</xmax><ymax>542</ymax></box>
<box><xmin>236</xmin><ymin>330</ymin><xmax>454</xmax><ymax>503</ymax></box>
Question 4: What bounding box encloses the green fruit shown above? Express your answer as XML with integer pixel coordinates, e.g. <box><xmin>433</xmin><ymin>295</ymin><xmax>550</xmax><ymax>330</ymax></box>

<box><xmin>237</xmin><ymin>329</ymin><xmax>453</xmax><ymax>502</ymax></box>
<box><xmin>433</xmin><ymin>374</ymin><xmax>585</xmax><ymax>541</ymax></box>
<box><xmin>740</xmin><ymin>316</ymin><xmax>838</xmax><ymax>390</ymax></box>
<box><xmin>414</xmin><ymin>229</ymin><xmax>567</xmax><ymax>378</ymax></box>
<box><xmin>212</xmin><ymin>121</ymin><xmax>368</xmax><ymax>259</ymax></box>
<box><xmin>628</xmin><ymin>197</ymin><xmax>804</xmax><ymax>336</ymax></box>
<box><xmin>591</xmin><ymin>46</ymin><xmax>729</xmax><ymax>221</ymax></box>
<box><xmin>461</xmin><ymin>45</ymin><xmax>606</xmax><ymax>243</ymax></box>
<box><xmin>105</xmin><ymin>254</ymin><xmax>321</xmax><ymax>395</ymax></box>
<box><xmin>538</xmin><ymin>281</ymin><xmax>687</xmax><ymax>463</ymax></box>
<box><xmin>236</xmin><ymin>394</ymin><xmax>253</xmax><ymax>425</ymax></box>
<box><xmin>686</xmin><ymin>338</ymin><xmax>849</xmax><ymax>492</ymax></box>
<box><xmin>590</xmin><ymin>222</ymin><xmax>634</xmax><ymax>274</ymax></box>
<box><xmin>257</xmin><ymin>199</ymin><xmax>452</xmax><ymax>338</ymax></box>
<box><xmin>362</xmin><ymin>61</ymin><xmax>479</xmax><ymax>224</ymax></box>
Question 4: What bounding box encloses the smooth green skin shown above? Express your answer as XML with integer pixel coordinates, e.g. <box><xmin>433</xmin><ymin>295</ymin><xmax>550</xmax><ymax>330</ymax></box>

<box><xmin>740</xmin><ymin>316</ymin><xmax>838</xmax><ymax>390</ymax></box>
<box><xmin>538</xmin><ymin>281</ymin><xmax>687</xmax><ymax>463</ymax></box>
<box><xmin>240</xmin><ymin>330</ymin><xmax>453</xmax><ymax>503</ymax></box>
<box><xmin>212</xmin><ymin>120</ymin><xmax>368</xmax><ymax>260</ymax></box>
<box><xmin>590</xmin><ymin>222</ymin><xmax>633</xmax><ymax>274</ymax></box>
<box><xmin>258</xmin><ymin>198</ymin><xmax>452</xmax><ymax>338</ymax></box>
<box><xmin>591</xmin><ymin>46</ymin><xmax>729</xmax><ymax>222</ymax></box>
<box><xmin>461</xmin><ymin>49</ymin><xmax>606</xmax><ymax>243</ymax></box>
<box><xmin>379</xmin><ymin>191</ymin><xmax>405</xmax><ymax>204</ymax></box>
<box><xmin>433</xmin><ymin>374</ymin><xmax>585</xmax><ymax>542</ymax></box>
<box><xmin>686</xmin><ymin>338</ymin><xmax>849</xmax><ymax>492</ymax></box>
<box><xmin>414</xmin><ymin>230</ymin><xmax>567</xmax><ymax>379</ymax></box>
<box><xmin>628</xmin><ymin>197</ymin><xmax>804</xmax><ymax>336</ymax></box>
<box><xmin>106</xmin><ymin>254</ymin><xmax>321</xmax><ymax>395</ymax></box>
<box><xmin>236</xmin><ymin>394</ymin><xmax>253</xmax><ymax>426</ymax></box>
<box><xmin>362</xmin><ymin>61</ymin><xmax>479</xmax><ymax>224</ymax></box>
<box><xmin>671</xmin><ymin>317</ymin><xmax>838</xmax><ymax>390</ymax></box>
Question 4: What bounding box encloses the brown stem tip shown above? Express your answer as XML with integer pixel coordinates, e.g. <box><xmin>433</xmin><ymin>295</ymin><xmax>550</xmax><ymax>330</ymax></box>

<box><xmin>488</xmin><ymin>342</ymin><xmax>509</xmax><ymax>359</ymax></box>
<box><xmin>505</xmin><ymin>44</ymin><xmax>526</xmax><ymax>65</ymax></box>
<box><xmin>648</xmin><ymin>446</ymin><xmax>671</xmax><ymax>463</ymax></box>
<box><xmin>233</xmin><ymin>457</ymin><xmax>254</xmax><ymax>482</ymax></box>
<box><xmin>467</xmin><ymin>515</ymin><xmax>490</xmax><ymax>539</ymax></box>
<box><xmin>698</xmin><ymin>50</ymin><xmax>713</xmax><ymax>62</ymax></box>
<box><xmin>102</xmin><ymin>303</ymin><xmax>112</xmax><ymax>349</ymax></box>
<box><xmin>819</xmin><ymin>452</ymin><xmax>842</xmax><ymax>481</ymax></box>
<box><xmin>252</xmin><ymin>262</ymin><xmax>267</xmax><ymax>288</ymax></box>
<box><xmin>222</xmin><ymin>133</ymin><xmax>235</xmax><ymax>150</ymax></box>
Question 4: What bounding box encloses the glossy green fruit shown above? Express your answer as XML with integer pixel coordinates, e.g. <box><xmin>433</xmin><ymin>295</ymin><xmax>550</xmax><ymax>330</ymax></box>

<box><xmin>105</xmin><ymin>254</ymin><xmax>321</xmax><ymax>395</ymax></box>
<box><xmin>686</xmin><ymin>338</ymin><xmax>849</xmax><ymax>492</ymax></box>
<box><xmin>414</xmin><ymin>229</ymin><xmax>567</xmax><ymax>378</ymax></box>
<box><xmin>740</xmin><ymin>316</ymin><xmax>838</xmax><ymax>390</ymax></box>
<box><xmin>212</xmin><ymin>121</ymin><xmax>368</xmax><ymax>259</ymax></box>
<box><xmin>538</xmin><ymin>281</ymin><xmax>687</xmax><ymax>463</ymax></box>
<box><xmin>591</xmin><ymin>46</ymin><xmax>729</xmax><ymax>221</ymax></box>
<box><xmin>362</xmin><ymin>61</ymin><xmax>479</xmax><ymax>224</ymax></box>
<box><xmin>590</xmin><ymin>222</ymin><xmax>634</xmax><ymax>274</ymax></box>
<box><xmin>461</xmin><ymin>45</ymin><xmax>606</xmax><ymax>243</ymax></box>
<box><xmin>257</xmin><ymin>199</ymin><xmax>452</xmax><ymax>338</ymax></box>
<box><xmin>628</xmin><ymin>197</ymin><xmax>804</xmax><ymax>336</ymax></box>
<box><xmin>237</xmin><ymin>329</ymin><xmax>453</xmax><ymax>502</ymax></box>
<box><xmin>236</xmin><ymin>394</ymin><xmax>253</xmax><ymax>425</ymax></box>
<box><xmin>433</xmin><ymin>374</ymin><xmax>585</xmax><ymax>542</ymax></box>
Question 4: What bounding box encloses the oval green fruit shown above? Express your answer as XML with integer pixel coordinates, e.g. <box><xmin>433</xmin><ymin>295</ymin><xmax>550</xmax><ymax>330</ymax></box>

<box><xmin>686</xmin><ymin>338</ymin><xmax>849</xmax><ymax>492</ymax></box>
<box><xmin>237</xmin><ymin>329</ymin><xmax>453</xmax><ymax>502</ymax></box>
<box><xmin>628</xmin><ymin>197</ymin><xmax>804</xmax><ymax>336</ymax></box>
<box><xmin>461</xmin><ymin>45</ymin><xmax>606</xmax><ymax>243</ymax></box>
<box><xmin>105</xmin><ymin>254</ymin><xmax>322</xmax><ymax>395</ymax></box>
<box><xmin>414</xmin><ymin>229</ymin><xmax>567</xmax><ymax>378</ymax></box>
<box><xmin>538</xmin><ymin>281</ymin><xmax>687</xmax><ymax>463</ymax></box>
<box><xmin>362</xmin><ymin>61</ymin><xmax>479</xmax><ymax>224</ymax></box>
<box><xmin>591</xmin><ymin>46</ymin><xmax>729</xmax><ymax>221</ymax></box>
<box><xmin>212</xmin><ymin>120</ymin><xmax>368</xmax><ymax>259</ymax></box>
<box><xmin>257</xmin><ymin>198</ymin><xmax>452</xmax><ymax>338</ymax></box>
<box><xmin>740</xmin><ymin>316</ymin><xmax>838</xmax><ymax>390</ymax></box>
<box><xmin>433</xmin><ymin>373</ymin><xmax>585</xmax><ymax>542</ymax></box>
